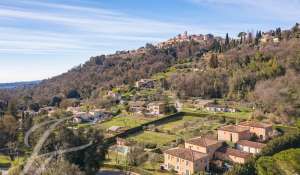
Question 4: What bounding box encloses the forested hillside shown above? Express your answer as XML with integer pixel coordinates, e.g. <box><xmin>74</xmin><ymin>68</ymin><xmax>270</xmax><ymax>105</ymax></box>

<box><xmin>0</xmin><ymin>23</ymin><xmax>299</xmax><ymax>121</ymax></box>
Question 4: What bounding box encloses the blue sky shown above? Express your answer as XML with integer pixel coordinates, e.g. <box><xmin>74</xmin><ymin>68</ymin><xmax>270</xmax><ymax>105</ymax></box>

<box><xmin>0</xmin><ymin>0</ymin><xmax>299</xmax><ymax>83</ymax></box>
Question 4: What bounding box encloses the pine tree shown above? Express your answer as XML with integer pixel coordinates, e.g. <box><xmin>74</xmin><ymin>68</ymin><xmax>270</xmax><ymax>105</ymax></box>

<box><xmin>225</xmin><ymin>33</ymin><xmax>230</xmax><ymax>47</ymax></box>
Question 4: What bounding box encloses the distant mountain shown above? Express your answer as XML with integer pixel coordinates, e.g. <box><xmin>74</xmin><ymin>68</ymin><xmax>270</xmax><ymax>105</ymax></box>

<box><xmin>0</xmin><ymin>80</ymin><xmax>41</xmax><ymax>89</ymax></box>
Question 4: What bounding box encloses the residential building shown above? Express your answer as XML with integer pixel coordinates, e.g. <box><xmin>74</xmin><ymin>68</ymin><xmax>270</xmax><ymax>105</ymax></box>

<box><xmin>129</xmin><ymin>101</ymin><xmax>146</xmax><ymax>114</ymax></box>
<box><xmin>185</xmin><ymin>137</ymin><xmax>223</xmax><ymax>159</ymax></box>
<box><xmin>217</xmin><ymin>125</ymin><xmax>251</xmax><ymax>143</ymax></box>
<box><xmin>236</xmin><ymin>140</ymin><xmax>266</xmax><ymax>154</ymax></box>
<box><xmin>215</xmin><ymin>147</ymin><xmax>252</xmax><ymax>164</ymax></box>
<box><xmin>205</xmin><ymin>104</ymin><xmax>236</xmax><ymax>113</ymax></box>
<box><xmin>107</xmin><ymin>91</ymin><xmax>122</xmax><ymax>100</ymax></box>
<box><xmin>147</xmin><ymin>102</ymin><xmax>165</xmax><ymax>115</ymax></box>
<box><xmin>164</xmin><ymin>148</ymin><xmax>209</xmax><ymax>175</ymax></box>
<box><xmin>135</xmin><ymin>79</ymin><xmax>155</xmax><ymax>88</ymax></box>
<box><xmin>192</xmin><ymin>99</ymin><xmax>213</xmax><ymax>109</ymax></box>
<box><xmin>238</xmin><ymin>121</ymin><xmax>273</xmax><ymax>141</ymax></box>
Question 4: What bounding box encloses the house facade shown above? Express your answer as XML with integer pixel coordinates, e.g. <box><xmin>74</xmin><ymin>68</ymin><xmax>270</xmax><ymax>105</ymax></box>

<box><xmin>185</xmin><ymin>137</ymin><xmax>223</xmax><ymax>159</ymax></box>
<box><xmin>217</xmin><ymin>125</ymin><xmax>251</xmax><ymax>143</ymax></box>
<box><xmin>147</xmin><ymin>102</ymin><xmax>165</xmax><ymax>115</ymax></box>
<box><xmin>205</xmin><ymin>104</ymin><xmax>236</xmax><ymax>113</ymax></box>
<box><xmin>135</xmin><ymin>79</ymin><xmax>155</xmax><ymax>88</ymax></box>
<box><xmin>164</xmin><ymin>148</ymin><xmax>209</xmax><ymax>175</ymax></box>
<box><xmin>236</xmin><ymin>140</ymin><xmax>266</xmax><ymax>154</ymax></box>
<box><xmin>238</xmin><ymin>121</ymin><xmax>273</xmax><ymax>141</ymax></box>
<box><xmin>129</xmin><ymin>101</ymin><xmax>146</xmax><ymax>114</ymax></box>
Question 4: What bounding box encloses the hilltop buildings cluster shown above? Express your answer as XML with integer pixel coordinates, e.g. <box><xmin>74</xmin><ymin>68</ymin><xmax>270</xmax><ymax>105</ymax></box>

<box><xmin>156</xmin><ymin>31</ymin><xmax>216</xmax><ymax>49</ymax></box>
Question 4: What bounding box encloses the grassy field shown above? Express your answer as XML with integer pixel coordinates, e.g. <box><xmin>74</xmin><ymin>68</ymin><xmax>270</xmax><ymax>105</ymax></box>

<box><xmin>158</xmin><ymin>115</ymin><xmax>222</xmax><ymax>138</ymax></box>
<box><xmin>96</xmin><ymin>115</ymin><xmax>154</xmax><ymax>130</ymax></box>
<box><xmin>182</xmin><ymin>107</ymin><xmax>251</xmax><ymax>120</ymax></box>
<box><xmin>128</xmin><ymin>131</ymin><xmax>178</xmax><ymax>146</ymax></box>
<box><xmin>140</xmin><ymin>161</ymin><xmax>172</xmax><ymax>175</ymax></box>
<box><xmin>0</xmin><ymin>154</ymin><xmax>11</xmax><ymax>167</ymax></box>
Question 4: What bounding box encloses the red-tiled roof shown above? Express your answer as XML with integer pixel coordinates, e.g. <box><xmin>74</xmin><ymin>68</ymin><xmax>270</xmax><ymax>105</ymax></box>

<box><xmin>164</xmin><ymin>148</ymin><xmax>208</xmax><ymax>162</ymax></box>
<box><xmin>218</xmin><ymin>125</ymin><xmax>249</xmax><ymax>133</ymax></box>
<box><xmin>186</xmin><ymin>137</ymin><xmax>219</xmax><ymax>147</ymax></box>
<box><xmin>238</xmin><ymin>121</ymin><xmax>272</xmax><ymax>129</ymax></box>
<box><xmin>217</xmin><ymin>147</ymin><xmax>252</xmax><ymax>159</ymax></box>
<box><xmin>237</xmin><ymin>140</ymin><xmax>266</xmax><ymax>149</ymax></box>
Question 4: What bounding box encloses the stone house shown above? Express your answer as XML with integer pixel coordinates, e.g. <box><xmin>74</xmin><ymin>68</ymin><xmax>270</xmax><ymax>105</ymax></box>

<box><xmin>205</xmin><ymin>104</ymin><xmax>236</xmax><ymax>113</ymax></box>
<box><xmin>147</xmin><ymin>102</ymin><xmax>165</xmax><ymax>115</ymax></box>
<box><xmin>238</xmin><ymin>121</ymin><xmax>273</xmax><ymax>141</ymax></box>
<box><xmin>164</xmin><ymin>148</ymin><xmax>209</xmax><ymax>175</ymax></box>
<box><xmin>217</xmin><ymin>125</ymin><xmax>251</xmax><ymax>143</ymax></box>
<box><xmin>185</xmin><ymin>137</ymin><xmax>223</xmax><ymax>159</ymax></box>
<box><xmin>236</xmin><ymin>140</ymin><xmax>266</xmax><ymax>154</ymax></box>
<box><xmin>192</xmin><ymin>99</ymin><xmax>213</xmax><ymax>109</ymax></box>
<box><xmin>135</xmin><ymin>79</ymin><xmax>155</xmax><ymax>89</ymax></box>
<box><xmin>129</xmin><ymin>101</ymin><xmax>146</xmax><ymax>114</ymax></box>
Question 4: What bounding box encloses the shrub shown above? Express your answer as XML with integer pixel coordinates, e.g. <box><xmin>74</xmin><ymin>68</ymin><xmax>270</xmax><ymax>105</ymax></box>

<box><xmin>145</xmin><ymin>143</ymin><xmax>157</xmax><ymax>149</ymax></box>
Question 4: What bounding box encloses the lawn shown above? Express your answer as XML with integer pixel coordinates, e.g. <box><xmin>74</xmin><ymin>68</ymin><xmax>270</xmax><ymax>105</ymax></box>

<box><xmin>182</xmin><ymin>107</ymin><xmax>251</xmax><ymax>120</ymax></box>
<box><xmin>128</xmin><ymin>131</ymin><xmax>178</xmax><ymax>146</ymax></box>
<box><xmin>158</xmin><ymin>115</ymin><xmax>222</xmax><ymax>139</ymax></box>
<box><xmin>96</xmin><ymin>115</ymin><xmax>153</xmax><ymax>130</ymax></box>
<box><xmin>140</xmin><ymin>161</ymin><xmax>172</xmax><ymax>175</ymax></box>
<box><xmin>0</xmin><ymin>154</ymin><xmax>11</xmax><ymax>167</ymax></box>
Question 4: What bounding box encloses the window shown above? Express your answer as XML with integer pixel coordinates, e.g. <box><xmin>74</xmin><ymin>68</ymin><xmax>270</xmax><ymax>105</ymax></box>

<box><xmin>177</xmin><ymin>158</ymin><xmax>179</xmax><ymax>163</ymax></box>
<box><xmin>176</xmin><ymin>165</ymin><xmax>179</xmax><ymax>170</ymax></box>
<box><xmin>186</xmin><ymin>161</ymin><xmax>189</xmax><ymax>166</ymax></box>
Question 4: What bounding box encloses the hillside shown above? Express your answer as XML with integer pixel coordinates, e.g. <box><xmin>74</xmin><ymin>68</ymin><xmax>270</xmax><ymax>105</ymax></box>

<box><xmin>256</xmin><ymin>148</ymin><xmax>300</xmax><ymax>175</ymax></box>
<box><xmin>0</xmin><ymin>24</ymin><xmax>300</xmax><ymax>120</ymax></box>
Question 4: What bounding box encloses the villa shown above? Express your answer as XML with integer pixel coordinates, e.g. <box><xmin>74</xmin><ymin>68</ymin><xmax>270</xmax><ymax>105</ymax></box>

<box><xmin>205</xmin><ymin>104</ymin><xmax>237</xmax><ymax>113</ymax></box>
<box><xmin>217</xmin><ymin>125</ymin><xmax>251</xmax><ymax>143</ymax></box>
<box><xmin>185</xmin><ymin>137</ymin><xmax>223</xmax><ymax>159</ymax></box>
<box><xmin>238</xmin><ymin>121</ymin><xmax>273</xmax><ymax>141</ymax></box>
<box><xmin>147</xmin><ymin>102</ymin><xmax>165</xmax><ymax>115</ymax></box>
<box><xmin>164</xmin><ymin>148</ymin><xmax>210</xmax><ymax>175</ymax></box>
<box><xmin>129</xmin><ymin>101</ymin><xmax>146</xmax><ymax>114</ymax></box>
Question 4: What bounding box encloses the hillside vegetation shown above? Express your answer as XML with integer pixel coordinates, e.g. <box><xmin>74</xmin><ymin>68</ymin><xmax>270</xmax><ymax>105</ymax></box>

<box><xmin>256</xmin><ymin>148</ymin><xmax>300</xmax><ymax>175</ymax></box>
<box><xmin>0</xmin><ymin>23</ymin><xmax>300</xmax><ymax>121</ymax></box>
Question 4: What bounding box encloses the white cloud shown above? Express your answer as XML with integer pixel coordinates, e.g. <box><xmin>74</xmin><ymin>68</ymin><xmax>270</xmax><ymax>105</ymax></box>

<box><xmin>0</xmin><ymin>1</ymin><xmax>212</xmax><ymax>55</ymax></box>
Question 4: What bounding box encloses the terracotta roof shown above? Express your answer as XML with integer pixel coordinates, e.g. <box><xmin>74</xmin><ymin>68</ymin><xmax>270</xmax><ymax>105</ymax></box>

<box><xmin>238</xmin><ymin>121</ymin><xmax>272</xmax><ymax>129</ymax></box>
<box><xmin>186</xmin><ymin>137</ymin><xmax>219</xmax><ymax>147</ymax></box>
<box><xmin>164</xmin><ymin>148</ymin><xmax>208</xmax><ymax>162</ymax></box>
<box><xmin>237</xmin><ymin>140</ymin><xmax>266</xmax><ymax>149</ymax></box>
<box><xmin>217</xmin><ymin>147</ymin><xmax>252</xmax><ymax>159</ymax></box>
<box><xmin>218</xmin><ymin>125</ymin><xmax>249</xmax><ymax>133</ymax></box>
